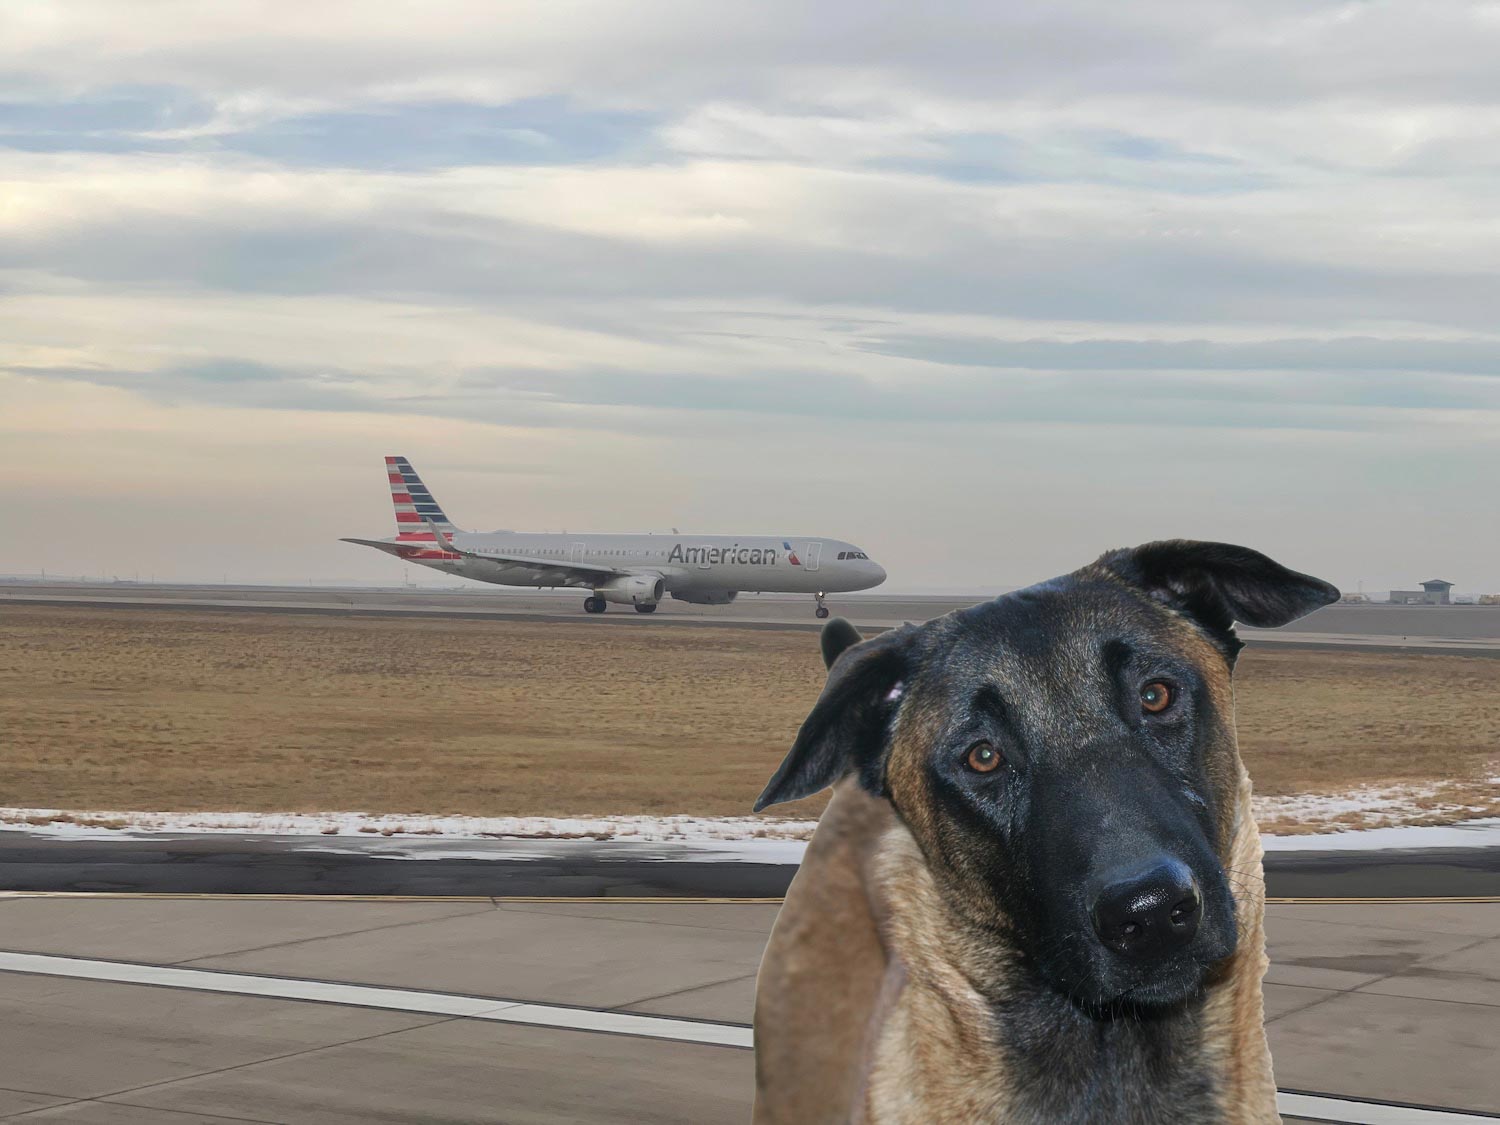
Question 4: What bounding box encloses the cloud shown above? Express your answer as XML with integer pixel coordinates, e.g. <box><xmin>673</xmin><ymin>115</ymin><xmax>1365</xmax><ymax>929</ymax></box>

<box><xmin>859</xmin><ymin>335</ymin><xmax>1500</xmax><ymax>378</ymax></box>
<box><xmin>3</xmin><ymin>1</ymin><xmax>1500</xmax><ymax>587</ymax></box>
<box><xmin>16</xmin><ymin>353</ymin><xmax>1500</xmax><ymax>443</ymax></box>
<box><xmin>3</xmin><ymin>153</ymin><xmax>1497</xmax><ymax>340</ymax></box>
<box><xmin>0</xmin><ymin>87</ymin><xmax>657</xmax><ymax>170</ymax></box>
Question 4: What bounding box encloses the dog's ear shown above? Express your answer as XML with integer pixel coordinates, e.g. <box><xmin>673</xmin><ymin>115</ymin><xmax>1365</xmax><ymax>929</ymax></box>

<box><xmin>754</xmin><ymin>622</ymin><xmax>912</xmax><ymax>811</ymax></box>
<box><xmin>819</xmin><ymin>616</ymin><xmax>863</xmax><ymax>669</ymax></box>
<box><xmin>1098</xmin><ymin>540</ymin><xmax>1340</xmax><ymax>648</ymax></box>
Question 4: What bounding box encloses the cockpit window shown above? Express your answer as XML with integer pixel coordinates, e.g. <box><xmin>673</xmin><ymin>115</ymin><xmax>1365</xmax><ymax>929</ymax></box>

<box><xmin>839</xmin><ymin>550</ymin><xmax>869</xmax><ymax>560</ymax></box>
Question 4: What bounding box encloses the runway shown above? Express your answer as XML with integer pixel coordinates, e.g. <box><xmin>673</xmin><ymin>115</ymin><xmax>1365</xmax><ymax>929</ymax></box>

<box><xmin>3</xmin><ymin>831</ymin><xmax>1499</xmax><ymax>899</ymax></box>
<box><xmin>6</xmin><ymin>582</ymin><xmax>1500</xmax><ymax>652</ymax></box>
<box><xmin>0</xmin><ymin>895</ymin><xmax>1494</xmax><ymax>1122</ymax></box>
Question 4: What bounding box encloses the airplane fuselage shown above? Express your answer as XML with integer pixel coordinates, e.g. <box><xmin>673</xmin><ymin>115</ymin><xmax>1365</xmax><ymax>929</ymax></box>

<box><xmin>344</xmin><ymin>457</ymin><xmax>887</xmax><ymax>615</ymax></box>
<box><xmin>396</xmin><ymin>531</ymin><xmax>885</xmax><ymax>602</ymax></box>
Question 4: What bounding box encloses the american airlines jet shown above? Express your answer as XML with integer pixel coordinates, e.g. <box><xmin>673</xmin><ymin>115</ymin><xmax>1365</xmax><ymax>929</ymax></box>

<box><xmin>342</xmin><ymin>457</ymin><xmax>887</xmax><ymax>617</ymax></box>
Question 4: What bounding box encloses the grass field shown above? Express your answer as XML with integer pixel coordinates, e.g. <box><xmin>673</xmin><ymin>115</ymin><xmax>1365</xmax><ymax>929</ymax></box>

<box><xmin>1</xmin><ymin>605</ymin><xmax>1496</xmax><ymax>830</ymax></box>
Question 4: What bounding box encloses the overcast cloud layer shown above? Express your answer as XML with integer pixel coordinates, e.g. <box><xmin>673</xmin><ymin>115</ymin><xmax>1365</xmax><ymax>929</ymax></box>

<box><xmin>3</xmin><ymin>1</ymin><xmax>1498</xmax><ymax>592</ymax></box>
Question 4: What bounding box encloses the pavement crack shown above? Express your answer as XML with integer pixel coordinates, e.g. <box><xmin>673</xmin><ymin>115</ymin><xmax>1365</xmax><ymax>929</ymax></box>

<box><xmin>0</xmin><ymin>1100</ymin><xmax>86</xmax><ymax>1121</ymax></box>
<box><xmin>172</xmin><ymin>903</ymin><xmax>500</xmax><ymax>965</ymax></box>
<box><xmin>1263</xmin><ymin>987</ymin><xmax>1345</xmax><ymax>1025</ymax></box>
<box><xmin>613</xmin><ymin>971</ymin><xmax>758</xmax><ymax>1012</ymax></box>
<box><xmin>5</xmin><ymin>1098</ymin><xmax>283</xmax><ymax>1123</ymax></box>
<box><xmin>71</xmin><ymin>1015</ymin><xmax>463</xmax><ymax>1108</ymax></box>
<box><xmin>1346</xmin><ymin>932</ymin><xmax>1496</xmax><ymax>1000</ymax></box>
<box><xmin>0</xmin><ymin>1085</ymin><xmax>78</xmax><ymax>1100</ymax></box>
<box><xmin>0</xmin><ymin>1091</ymin><xmax>86</xmax><ymax>1122</ymax></box>
<box><xmin>493</xmin><ymin>902</ymin><xmax>774</xmax><ymax>934</ymax></box>
<box><xmin>88</xmin><ymin>1101</ymin><xmax>285</xmax><ymax>1123</ymax></box>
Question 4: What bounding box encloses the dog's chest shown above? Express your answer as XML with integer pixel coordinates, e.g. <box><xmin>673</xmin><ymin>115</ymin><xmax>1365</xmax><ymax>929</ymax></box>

<box><xmin>862</xmin><ymin>970</ymin><xmax>1222</xmax><ymax>1124</ymax></box>
<box><xmin>995</xmin><ymin>1007</ymin><xmax>1222</xmax><ymax>1125</ymax></box>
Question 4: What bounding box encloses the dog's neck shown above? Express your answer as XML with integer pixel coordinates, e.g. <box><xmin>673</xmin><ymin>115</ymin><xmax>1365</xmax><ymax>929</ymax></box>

<box><xmin>861</xmin><ymin>771</ymin><xmax>1276</xmax><ymax>1124</ymax></box>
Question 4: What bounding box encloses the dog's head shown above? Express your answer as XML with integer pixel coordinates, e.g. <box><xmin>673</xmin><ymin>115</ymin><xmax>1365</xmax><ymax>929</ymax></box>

<box><xmin>757</xmin><ymin>540</ymin><xmax>1337</xmax><ymax>1011</ymax></box>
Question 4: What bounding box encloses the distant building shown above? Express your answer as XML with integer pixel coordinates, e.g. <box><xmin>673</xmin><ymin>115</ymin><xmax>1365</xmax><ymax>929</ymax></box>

<box><xmin>1422</xmin><ymin>579</ymin><xmax>1455</xmax><ymax>604</ymax></box>
<box><xmin>1389</xmin><ymin>579</ymin><xmax>1455</xmax><ymax>605</ymax></box>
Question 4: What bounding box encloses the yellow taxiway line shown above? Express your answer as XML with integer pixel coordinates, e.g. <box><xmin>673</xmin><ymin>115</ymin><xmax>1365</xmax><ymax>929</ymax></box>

<box><xmin>0</xmin><ymin>891</ymin><xmax>783</xmax><ymax>904</ymax></box>
<box><xmin>1</xmin><ymin>891</ymin><xmax>1496</xmax><ymax>905</ymax></box>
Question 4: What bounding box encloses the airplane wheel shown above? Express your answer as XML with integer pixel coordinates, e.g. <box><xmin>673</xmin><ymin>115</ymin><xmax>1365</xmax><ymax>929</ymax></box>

<box><xmin>584</xmin><ymin>596</ymin><xmax>607</xmax><ymax>614</ymax></box>
<box><xmin>635</xmin><ymin>603</ymin><xmax>657</xmax><ymax>614</ymax></box>
<box><xmin>815</xmin><ymin>606</ymin><xmax>830</xmax><ymax>619</ymax></box>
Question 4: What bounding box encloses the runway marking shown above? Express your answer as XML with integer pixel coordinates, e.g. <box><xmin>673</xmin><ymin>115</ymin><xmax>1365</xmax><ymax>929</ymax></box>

<box><xmin>0</xmin><ymin>950</ymin><xmax>751</xmax><ymax>1048</ymax></box>
<box><xmin>1276</xmin><ymin>1090</ymin><xmax>1500</xmax><ymax>1123</ymax></box>
<box><xmin>0</xmin><ymin>951</ymin><xmax>1493</xmax><ymax>1122</ymax></box>
<box><xmin>1</xmin><ymin>891</ymin><xmax>1496</xmax><ymax>905</ymax></box>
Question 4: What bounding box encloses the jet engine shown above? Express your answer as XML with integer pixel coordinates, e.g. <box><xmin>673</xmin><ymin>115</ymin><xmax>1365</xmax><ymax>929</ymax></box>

<box><xmin>597</xmin><ymin>575</ymin><xmax>666</xmax><ymax>605</ymax></box>
<box><xmin>670</xmin><ymin>589</ymin><xmax>738</xmax><ymax>605</ymax></box>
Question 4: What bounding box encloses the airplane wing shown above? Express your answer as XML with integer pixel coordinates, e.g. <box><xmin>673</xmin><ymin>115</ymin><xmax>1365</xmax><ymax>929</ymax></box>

<box><xmin>340</xmin><ymin>522</ymin><xmax>631</xmax><ymax>586</ymax></box>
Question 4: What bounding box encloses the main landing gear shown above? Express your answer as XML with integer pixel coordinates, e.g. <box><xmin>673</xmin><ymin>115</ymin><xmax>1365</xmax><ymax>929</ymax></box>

<box><xmin>584</xmin><ymin>596</ymin><xmax>607</xmax><ymax>614</ymax></box>
<box><xmin>635</xmin><ymin>603</ymin><xmax>657</xmax><ymax>614</ymax></box>
<box><xmin>814</xmin><ymin>592</ymin><xmax>830</xmax><ymax>620</ymax></box>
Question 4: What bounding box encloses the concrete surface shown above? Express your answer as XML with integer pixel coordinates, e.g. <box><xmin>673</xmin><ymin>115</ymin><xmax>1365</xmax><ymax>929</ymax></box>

<box><xmin>0</xmin><ymin>896</ymin><xmax>1494</xmax><ymax>1121</ymax></box>
<box><xmin>6</xmin><ymin>583</ymin><xmax>1500</xmax><ymax>650</ymax></box>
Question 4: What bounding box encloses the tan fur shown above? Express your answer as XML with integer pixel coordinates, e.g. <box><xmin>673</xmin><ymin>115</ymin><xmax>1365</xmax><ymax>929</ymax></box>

<box><xmin>752</xmin><ymin>781</ymin><xmax>895</xmax><ymax>1125</ymax></box>
<box><xmin>1199</xmin><ymin>770</ymin><xmax>1279</xmax><ymax>1123</ymax></box>
<box><xmin>860</xmin><ymin>822</ymin><xmax>1014</xmax><ymax>1123</ymax></box>
<box><xmin>753</xmin><ymin>775</ymin><xmax>1280</xmax><ymax>1124</ymax></box>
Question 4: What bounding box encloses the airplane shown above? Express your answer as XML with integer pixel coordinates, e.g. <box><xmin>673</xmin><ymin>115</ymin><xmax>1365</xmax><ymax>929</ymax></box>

<box><xmin>342</xmin><ymin>456</ymin><xmax>887</xmax><ymax>617</ymax></box>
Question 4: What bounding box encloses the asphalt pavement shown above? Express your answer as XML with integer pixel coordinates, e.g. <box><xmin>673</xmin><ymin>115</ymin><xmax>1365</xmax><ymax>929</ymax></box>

<box><xmin>2</xmin><ymin>831</ymin><xmax>1497</xmax><ymax>898</ymax></box>
<box><xmin>6</xmin><ymin>583</ymin><xmax>1500</xmax><ymax>652</ymax></box>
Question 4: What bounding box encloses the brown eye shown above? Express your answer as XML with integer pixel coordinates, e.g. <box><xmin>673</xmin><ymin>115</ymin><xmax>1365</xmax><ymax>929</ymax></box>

<box><xmin>966</xmin><ymin>741</ymin><xmax>1002</xmax><ymax>773</ymax></box>
<box><xmin>1141</xmin><ymin>681</ymin><xmax>1173</xmax><ymax>714</ymax></box>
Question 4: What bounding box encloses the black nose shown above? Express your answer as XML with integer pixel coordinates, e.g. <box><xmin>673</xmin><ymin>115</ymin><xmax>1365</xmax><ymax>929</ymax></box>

<box><xmin>1091</xmin><ymin>859</ymin><xmax>1202</xmax><ymax>960</ymax></box>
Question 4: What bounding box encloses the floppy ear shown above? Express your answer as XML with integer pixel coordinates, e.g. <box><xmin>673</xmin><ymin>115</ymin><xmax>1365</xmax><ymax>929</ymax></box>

<box><xmin>1098</xmin><ymin>539</ymin><xmax>1340</xmax><ymax>650</ymax></box>
<box><xmin>753</xmin><ymin>622</ymin><xmax>912</xmax><ymax>811</ymax></box>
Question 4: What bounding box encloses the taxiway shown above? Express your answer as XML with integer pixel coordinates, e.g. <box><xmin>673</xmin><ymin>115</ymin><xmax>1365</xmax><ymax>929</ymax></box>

<box><xmin>0</xmin><ymin>895</ymin><xmax>1494</xmax><ymax>1122</ymax></box>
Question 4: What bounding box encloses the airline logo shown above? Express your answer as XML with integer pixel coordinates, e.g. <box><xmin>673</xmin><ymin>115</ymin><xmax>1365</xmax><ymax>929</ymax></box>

<box><xmin>783</xmin><ymin>540</ymin><xmax>801</xmax><ymax>566</ymax></box>
<box><xmin>386</xmin><ymin>455</ymin><xmax>458</xmax><ymax>558</ymax></box>
<box><xmin>668</xmin><ymin>543</ymin><xmax>781</xmax><ymax>566</ymax></box>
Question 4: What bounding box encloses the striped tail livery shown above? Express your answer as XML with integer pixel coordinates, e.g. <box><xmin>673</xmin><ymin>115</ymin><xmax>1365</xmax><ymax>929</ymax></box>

<box><xmin>388</xmin><ymin>456</ymin><xmax>455</xmax><ymax>543</ymax></box>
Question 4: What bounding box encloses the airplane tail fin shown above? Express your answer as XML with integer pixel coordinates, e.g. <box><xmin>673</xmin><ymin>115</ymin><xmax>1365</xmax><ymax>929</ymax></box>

<box><xmin>386</xmin><ymin>456</ymin><xmax>456</xmax><ymax>541</ymax></box>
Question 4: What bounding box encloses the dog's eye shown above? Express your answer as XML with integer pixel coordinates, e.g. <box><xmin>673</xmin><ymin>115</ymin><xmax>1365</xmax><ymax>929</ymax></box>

<box><xmin>1140</xmin><ymin>681</ymin><xmax>1173</xmax><ymax>715</ymax></box>
<box><xmin>965</xmin><ymin>741</ymin><xmax>1003</xmax><ymax>773</ymax></box>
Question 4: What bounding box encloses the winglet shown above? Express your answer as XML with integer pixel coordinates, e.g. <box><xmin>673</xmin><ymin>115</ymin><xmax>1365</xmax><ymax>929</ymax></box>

<box><xmin>423</xmin><ymin>519</ymin><xmax>468</xmax><ymax>557</ymax></box>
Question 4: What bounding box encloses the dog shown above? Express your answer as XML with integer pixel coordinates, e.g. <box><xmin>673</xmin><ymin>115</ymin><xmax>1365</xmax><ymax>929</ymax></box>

<box><xmin>751</xmin><ymin>540</ymin><xmax>1339</xmax><ymax>1124</ymax></box>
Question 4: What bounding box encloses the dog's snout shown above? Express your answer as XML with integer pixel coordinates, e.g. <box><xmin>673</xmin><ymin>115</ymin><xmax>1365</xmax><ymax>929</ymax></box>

<box><xmin>1090</xmin><ymin>859</ymin><xmax>1202</xmax><ymax>961</ymax></box>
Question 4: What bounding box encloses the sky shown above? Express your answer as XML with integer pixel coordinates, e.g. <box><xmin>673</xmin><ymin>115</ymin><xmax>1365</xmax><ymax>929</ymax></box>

<box><xmin>3</xmin><ymin>1</ymin><xmax>1498</xmax><ymax>594</ymax></box>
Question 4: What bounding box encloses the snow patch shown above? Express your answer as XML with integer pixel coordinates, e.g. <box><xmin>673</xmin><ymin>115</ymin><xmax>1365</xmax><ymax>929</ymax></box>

<box><xmin>0</xmin><ymin>808</ymin><xmax>822</xmax><ymax>843</ymax></box>
<box><xmin>1259</xmin><ymin>817</ymin><xmax>1500</xmax><ymax>852</ymax></box>
<box><xmin>3</xmin><ymin>779</ymin><xmax>1496</xmax><ymax>852</ymax></box>
<box><xmin>1253</xmin><ymin>779</ymin><xmax>1500</xmax><ymax>833</ymax></box>
<box><xmin>285</xmin><ymin>838</ymin><xmax>816</xmax><ymax>864</ymax></box>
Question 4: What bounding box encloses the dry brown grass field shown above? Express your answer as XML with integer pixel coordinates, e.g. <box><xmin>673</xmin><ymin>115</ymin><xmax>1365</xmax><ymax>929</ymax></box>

<box><xmin>1</xmin><ymin>605</ymin><xmax>1496</xmax><ymax>825</ymax></box>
